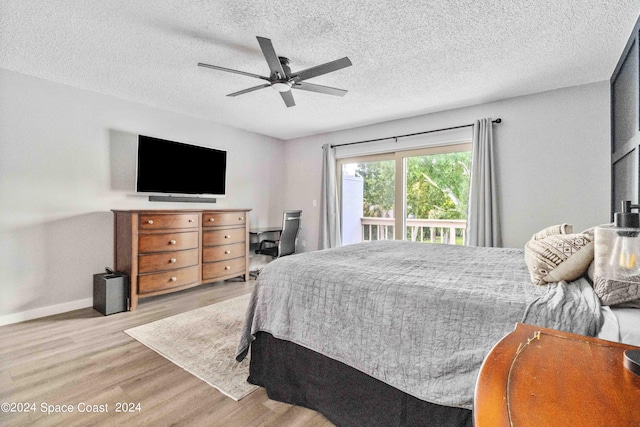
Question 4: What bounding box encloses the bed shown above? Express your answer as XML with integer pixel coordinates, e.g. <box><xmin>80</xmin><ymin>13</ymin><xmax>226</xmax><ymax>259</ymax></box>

<box><xmin>235</xmin><ymin>237</ymin><xmax>640</xmax><ymax>426</ymax></box>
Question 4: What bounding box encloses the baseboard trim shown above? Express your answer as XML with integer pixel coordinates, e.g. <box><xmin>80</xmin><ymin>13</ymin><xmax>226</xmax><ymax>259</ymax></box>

<box><xmin>0</xmin><ymin>298</ymin><xmax>94</xmax><ymax>327</ymax></box>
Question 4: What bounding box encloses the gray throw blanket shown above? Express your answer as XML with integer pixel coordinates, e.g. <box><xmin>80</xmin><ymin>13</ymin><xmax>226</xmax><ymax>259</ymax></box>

<box><xmin>237</xmin><ymin>241</ymin><xmax>603</xmax><ymax>410</ymax></box>
<box><xmin>523</xmin><ymin>277</ymin><xmax>603</xmax><ymax>336</ymax></box>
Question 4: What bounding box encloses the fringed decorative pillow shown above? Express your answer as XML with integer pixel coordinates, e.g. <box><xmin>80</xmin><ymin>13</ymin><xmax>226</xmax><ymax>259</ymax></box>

<box><xmin>524</xmin><ymin>224</ymin><xmax>594</xmax><ymax>286</ymax></box>
<box><xmin>532</xmin><ymin>223</ymin><xmax>573</xmax><ymax>240</ymax></box>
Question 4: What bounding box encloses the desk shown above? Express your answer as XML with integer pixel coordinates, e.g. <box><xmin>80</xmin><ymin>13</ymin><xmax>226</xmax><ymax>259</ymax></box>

<box><xmin>474</xmin><ymin>323</ymin><xmax>640</xmax><ymax>427</ymax></box>
<box><xmin>250</xmin><ymin>227</ymin><xmax>283</xmax><ymax>237</ymax></box>
<box><xmin>249</xmin><ymin>227</ymin><xmax>282</xmax><ymax>277</ymax></box>
<box><xmin>249</xmin><ymin>227</ymin><xmax>282</xmax><ymax>247</ymax></box>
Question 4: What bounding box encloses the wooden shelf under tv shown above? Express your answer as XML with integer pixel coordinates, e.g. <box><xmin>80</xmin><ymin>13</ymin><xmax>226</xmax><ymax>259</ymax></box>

<box><xmin>112</xmin><ymin>209</ymin><xmax>251</xmax><ymax>310</ymax></box>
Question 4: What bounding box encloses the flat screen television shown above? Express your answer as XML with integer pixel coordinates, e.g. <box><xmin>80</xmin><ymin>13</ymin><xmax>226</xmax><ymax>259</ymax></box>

<box><xmin>135</xmin><ymin>135</ymin><xmax>226</xmax><ymax>198</ymax></box>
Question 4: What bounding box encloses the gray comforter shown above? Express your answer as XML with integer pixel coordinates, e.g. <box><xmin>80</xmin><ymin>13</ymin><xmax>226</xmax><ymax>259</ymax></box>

<box><xmin>237</xmin><ymin>240</ymin><xmax>603</xmax><ymax>410</ymax></box>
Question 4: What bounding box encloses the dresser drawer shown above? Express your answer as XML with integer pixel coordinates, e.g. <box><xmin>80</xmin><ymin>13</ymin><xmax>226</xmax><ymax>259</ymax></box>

<box><xmin>139</xmin><ymin>231</ymin><xmax>199</xmax><ymax>253</ymax></box>
<box><xmin>202</xmin><ymin>258</ymin><xmax>245</xmax><ymax>281</ymax></box>
<box><xmin>138</xmin><ymin>249</ymin><xmax>199</xmax><ymax>274</ymax></box>
<box><xmin>202</xmin><ymin>228</ymin><xmax>245</xmax><ymax>246</ymax></box>
<box><xmin>202</xmin><ymin>242</ymin><xmax>245</xmax><ymax>262</ymax></box>
<box><xmin>139</xmin><ymin>213</ymin><xmax>199</xmax><ymax>230</ymax></box>
<box><xmin>202</xmin><ymin>212</ymin><xmax>247</xmax><ymax>227</ymax></box>
<box><xmin>138</xmin><ymin>266</ymin><xmax>199</xmax><ymax>294</ymax></box>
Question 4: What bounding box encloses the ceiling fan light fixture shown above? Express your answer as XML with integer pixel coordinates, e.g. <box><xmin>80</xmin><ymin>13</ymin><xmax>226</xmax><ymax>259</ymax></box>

<box><xmin>272</xmin><ymin>81</ymin><xmax>292</xmax><ymax>92</ymax></box>
<box><xmin>198</xmin><ymin>36</ymin><xmax>351</xmax><ymax>106</ymax></box>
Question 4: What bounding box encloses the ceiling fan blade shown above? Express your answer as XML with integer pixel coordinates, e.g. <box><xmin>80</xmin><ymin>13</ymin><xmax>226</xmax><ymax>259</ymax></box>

<box><xmin>293</xmin><ymin>57</ymin><xmax>352</xmax><ymax>82</ymax></box>
<box><xmin>293</xmin><ymin>82</ymin><xmax>348</xmax><ymax>97</ymax></box>
<box><xmin>280</xmin><ymin>90</ymin><xmax>295</xmax><ymax>108</ymax></box>
<box><xmin>256</xmin><ymin>36</ymin><xmax>286</xmax><ymax>79</ymax></box>
<box><xmin>198</xmin><ymin>63</ymin><xmax>269</xmax><ymax>81</ymax></box>
<box><xmin>227</xmin><ymin>83</ymin><xmax>271</xmax><ymax>97</ymax></box>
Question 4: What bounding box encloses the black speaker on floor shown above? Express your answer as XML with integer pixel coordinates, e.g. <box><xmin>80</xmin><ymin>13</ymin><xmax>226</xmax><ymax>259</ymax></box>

<box><xmin>93</xmin><ymin>272</ymin><xmax>129</xmax><ymax>315</ymax></box>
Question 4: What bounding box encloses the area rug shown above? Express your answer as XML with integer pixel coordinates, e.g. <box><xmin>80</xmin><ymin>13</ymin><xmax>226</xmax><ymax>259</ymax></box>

<box><xmin>124</xmin><ymin>293</ymin><xmax>257</xmax><ymax>400</ymax></box>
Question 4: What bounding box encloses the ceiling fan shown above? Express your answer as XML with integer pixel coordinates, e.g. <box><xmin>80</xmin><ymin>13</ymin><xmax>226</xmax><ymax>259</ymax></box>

<box><xmin>198</xmin><ymin>36</ymin><xmax>352</xmax><ymax>108</ymax></box>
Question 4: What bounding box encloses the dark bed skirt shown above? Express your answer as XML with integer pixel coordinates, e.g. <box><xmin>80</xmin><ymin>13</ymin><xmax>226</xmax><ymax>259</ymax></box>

<box><xmin>248</xmin><ymin>332</ymin><xmax>473</xmax><ymax>427</ymax></box>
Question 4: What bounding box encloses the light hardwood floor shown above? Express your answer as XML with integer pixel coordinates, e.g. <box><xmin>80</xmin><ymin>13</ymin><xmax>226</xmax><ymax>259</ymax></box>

<box><xmin>0</xmin><ymin>279</ymin><xmax>334</xmax><ymax>426</ymax></box>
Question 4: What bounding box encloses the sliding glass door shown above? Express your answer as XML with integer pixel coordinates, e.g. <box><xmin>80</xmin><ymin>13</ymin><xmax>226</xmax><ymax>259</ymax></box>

<box><xmin>339</xmin><ymin>143</ymin><xmax>470</xmax><ymax>245</ymax></box>
<box><xmin>340</xmin><ymin>154</ymin><xmax>395</xmax><ymax>245</ymax></box>
<box><xmin>403</xmin><ymin>146</ymin><xmax>471</xmax><ymax>244</ymax></box>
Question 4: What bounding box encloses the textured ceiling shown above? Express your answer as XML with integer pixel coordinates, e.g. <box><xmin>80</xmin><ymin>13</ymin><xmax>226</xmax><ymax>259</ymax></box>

<box><xmin>1</xmin><ymin>1</ymin><xmax>639</xmax><ymax>140</ymax></box>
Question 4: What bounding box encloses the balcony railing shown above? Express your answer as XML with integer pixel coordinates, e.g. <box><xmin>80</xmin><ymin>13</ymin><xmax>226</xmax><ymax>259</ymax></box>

<box><xmin>361</xmin><ymin>217</ymin><xmax>467</xmax><ymax>245</ymax></box>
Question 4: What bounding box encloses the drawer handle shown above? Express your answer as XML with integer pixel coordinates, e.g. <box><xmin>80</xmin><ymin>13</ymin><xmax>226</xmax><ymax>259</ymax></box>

<box><xmin>188</xmin><ymin>219</ymin><xmax>194</xmax><ymax>223</ymax></box>
<box><xmin>209</xmin><ymin>218</ymin><xmax>215</xmax><ymax>222</ymax></box>
<box><xmin>170</xmin><ymin>240</ymin><xmax>177</xmax><ymax>245</ymax></box>
<box><xmin>170</xmin><ymin>258</ymin><xmax>177</xmax><ymax>263</ymax></box>
<box><xmin>147</xmin><ymin>220</ymin><xmax>154</xmax><ymax>224</ymax></box>
<box><xmin>225</xmin><ymin>266</ymin><xmax>231</xmax><ymax>270</ymax></box>
<box><xmin>225</xmin><ymin>235</ymin><xmax>231</xmax><ymax>239</ymax></box>
<box><xmin>238</xmin><ymin>217</ymin><xmax>244</xmax><ymax>221</ymax></box>
<box><xmin>225</xmin><ymin>250</ymin><xmax>231</xmax><ymax>254</ymax></box>
<box><xmin>170</xmin><ymin>276</ymin><xmax>177</xmax><ymax>282</ymax></box>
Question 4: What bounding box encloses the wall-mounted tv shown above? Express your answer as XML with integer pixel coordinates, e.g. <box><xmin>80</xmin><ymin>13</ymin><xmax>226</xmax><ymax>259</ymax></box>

<box><xmin>136</xmin><ymin>135</ymin><xmax>226</xmax><ymax>198</ymax></box>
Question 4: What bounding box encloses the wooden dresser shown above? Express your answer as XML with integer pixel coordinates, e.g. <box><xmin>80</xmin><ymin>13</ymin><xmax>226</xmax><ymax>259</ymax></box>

<box><xmin>474</xmin><ymin>323</ymin><xmax>640</xmax><ymax>427</ymax></box>
<box><xmin>113</xmin><ymin>209</ymin><xmax>250</xmax><ymax>310</ymax></box>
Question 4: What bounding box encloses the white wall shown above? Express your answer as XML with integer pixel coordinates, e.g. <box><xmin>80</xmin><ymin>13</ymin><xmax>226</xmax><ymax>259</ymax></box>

<box><xmin>0</xmin><ymin>69</ymin><xmax>286</xmax><ymax>322</ymax></box>
<box><xmin>284</xmin><ymin>81</ymin><xmax>611</xmax><ymax>251</ymax></box>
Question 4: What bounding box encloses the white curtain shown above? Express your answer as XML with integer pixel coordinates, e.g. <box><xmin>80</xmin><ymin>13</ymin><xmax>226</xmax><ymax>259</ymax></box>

<box><xmin>320</xmin><ymin>143</ymin><xmax>341</xmax><ymax>249</ymax></box>
<box><xmin>466</xmin><ymin>118</ymin><xmax>501</xmax><ymax>247</ymax></box>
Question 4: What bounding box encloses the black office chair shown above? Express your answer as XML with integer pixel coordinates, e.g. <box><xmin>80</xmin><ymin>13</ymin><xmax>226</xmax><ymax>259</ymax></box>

<box><xmin>255</xmin><ymin>210</ymin><xmax>302</xmax><ymax>259</ymax></box>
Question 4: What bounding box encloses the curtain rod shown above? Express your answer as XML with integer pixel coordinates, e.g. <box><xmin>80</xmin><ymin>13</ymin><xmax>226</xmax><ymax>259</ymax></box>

<box><xmin>330</xmin><ymin>118</ymin><xmax>502</xmax><ymax>148</ymax></box>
